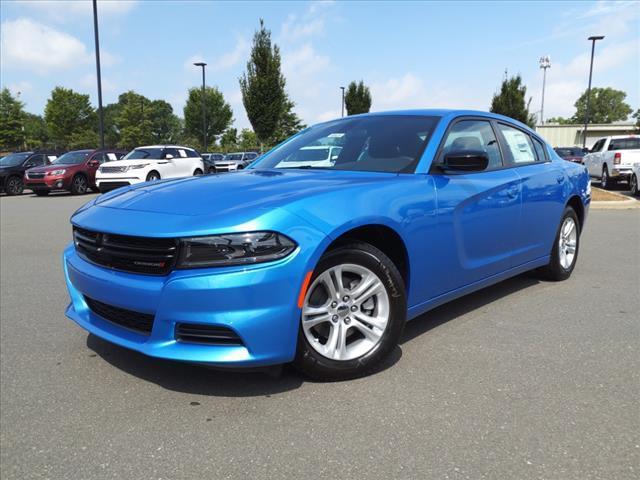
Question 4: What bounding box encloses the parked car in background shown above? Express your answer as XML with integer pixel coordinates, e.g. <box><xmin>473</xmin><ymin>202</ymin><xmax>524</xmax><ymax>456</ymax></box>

<box><xmin>25</xmin><ymin>149</ymin><xmax>126</xmax><ymax>196</ymax></box>
<box><xmin>63</xmin><ymin>110</ymin><xmax>590</xmax><ymax>380</ymax></box>
<box><xmin>629</xmin><ymin>164</ymin><xmax>640</xmax><ymax>196</ymax></box>
<box><xmin>213</xmin><ymin>151</ymin><xmax>259</xmax><ymax>172</ymax></box>
<box><xmin>0</xmin><ymin>151</ymin><xmax>61</xmax><ymax>195</ymax></box>
<box><xmin>554</xmin><ymin>147</ymin><xmax>585</xmax><ymax>164</ymax></box>
<box><xmin>202</xmin><ymin>152</ymin><xmax>224</xmax><ymax>173</ymax></box>
<box><xmin>583</xmin><ymin>135</ymin><xmax>640</xmax><ymax>189</ymax></box>
<box><xmin>276</xmin><ymin>146</ymin><xmax>343</xmax><ymax>168</ymax></box>
<box><xmin>95</xmin><ymin>145</ymin><xmax>204</xmax><ymax>192</ymax></box>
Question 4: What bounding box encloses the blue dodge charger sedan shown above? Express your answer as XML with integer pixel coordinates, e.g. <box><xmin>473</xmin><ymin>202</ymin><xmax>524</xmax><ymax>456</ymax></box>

<box><xmin>64</xmin><ymin>110</ymin><xmax>590</xmax><ymax>380</ymax></box>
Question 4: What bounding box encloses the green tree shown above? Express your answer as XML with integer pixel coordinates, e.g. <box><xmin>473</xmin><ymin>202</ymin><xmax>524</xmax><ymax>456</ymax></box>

<box><xmin>239</xmin><ymin>19</ymin><xmax>286</xmax><ymax>147</ymax></box>
<box><xmin>102</xmin><ymin>103</ymin><xmax>122</xmax><ymax>147</ymax></box>
<box><xmin>220</xmin><ymin>128</ymin><xmax>238</xmax><ymax>151</ymax></box>
<box><xmin>270</xmin><ymin>95</ymin><xmax>306</xmax><ymax>145</ymax></box>
<box><xmin>44</xmin><ymin>87</ymin><xmax>96</xmax><ymax>149</ymax></box>
<box><xmin>148</xmin><ymin>100</ymin><xmax>181</xmax><ymax>144</ymax></box>
<box><xmin>114</xmin><ymin>91</ymin><xmax>154</xmax><ymax>148</ymax></box>
<box><xmin>546</xmin><ymin>116</ymin><xmax>572</xmax><ymax>125</ymax></box>
<box><xmin>632</xmin><ymin>109</ymin><xmax>640</xmax><ymax>130</ymax></box>
<box><xmin>344</xmin><ymin>80</ymin><xmax>372</xmax><ymax>116</ymax></box>
<box><xmin>23</xmin><ymin>113</ymin><xmax>49</xmax><ymax>149</ymax></box>
<box><xmin>238</xmin><ymin>128</ymin><xmax>258</xmax><ymax>150</ymax></box>
<box><xmin>490</xmin><ymin>74</ymin><xmax>535</xmax><ymax>127</ymax></box>
<box><xmin>571</xmin><ymin>87</ymin><xmax>632</xmax><ymax>124</ymax></box>
<box><xmin>183</xmin><ymin>86</ymin><xmax>233</xmax><ymax>150</ymax></box>
<box><xmin>0</xmin><ymin>88</ymin><xmax>26</xmax><ymax>150</ymax></box>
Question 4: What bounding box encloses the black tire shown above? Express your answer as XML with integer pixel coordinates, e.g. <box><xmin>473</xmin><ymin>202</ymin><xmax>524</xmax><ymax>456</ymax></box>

<box><xmin>537</xmin><ymin>206</ymin><xmax>580</xmax><ymax>281</ymax></box>
<box><xmin>70</xmin><ymin>174</ymin><xmax>88</xmax><ymax>195</ymax></box>
<box><xmin>294</xmin><ymin>242</ymin><xmax>406</xmax><ymax>381</ymax></box>
<box><xmin>193</xmin><ymin>168</ymin><xmax>203</xmax><ymax>176</ymax></box>
<box><xmin>5</xmin><ymin>176</ymin><xmax>23</xmax><ymax>196</ymax></box>
<box><xmin>208</xmin><ymin>167</ymin><xmax>215</xmax><ymax>174</ymax></box>
<box><xmin>630</xmin><ymin>173</ymin><xmax>639</xmax><ymax>197</ymax></box>
<box><xmin>34</xmin><ymin>190</ymin><xmax>49</xmax><ymax>197</ymax></box>
<box><xmin>601</xmin><ymin>165</ymin><xmax>614</xmax><ymax>190</ymax></box>
<box><xmin>146</xmin><ymin>171</ymin><xmax>160</xmax><ymax>182</ymax></box>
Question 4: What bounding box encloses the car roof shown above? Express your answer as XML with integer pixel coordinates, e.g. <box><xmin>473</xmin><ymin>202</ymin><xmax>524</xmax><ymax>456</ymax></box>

<box><xmin>135</xmin><ymin>145</ymin><xmax>195</xmax><ymax>149</ymax></box>
<box><xmin>315</xmin><ymin>109</ymin><xmax>535</xmax><ymax>134</ymax></box>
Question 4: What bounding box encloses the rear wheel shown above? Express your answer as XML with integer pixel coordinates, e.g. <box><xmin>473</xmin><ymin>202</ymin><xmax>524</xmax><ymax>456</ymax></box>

<box><xmin>630</xmin><ymin>173</ymin><xmax>639</xmax><ymax>196</ymax></box>
<box><xmin>34</xmin><ymin>190</ymin><xmax>49</xmax><ymax>196</ymax></box>
<box><xmin>146</xmin><ymin>171</ymin><xmax>160</xmax><ymax>182</ymax></box>
<box><xmin>601</xmin><ymin>165</ymin><xmax>614</xmax><ymax>190</ymax></box>
<box><xmin>5</xmin><ymin>176</ymin><xmax>23</xmax><ymax>196</ymax></box>
<box><xmin>193</xmin><ymin>168</ymin><xmax>203</xmax><ymax>176</ymax></box>
<box><xmin>537</xmin><ymin>206</ymin><xmax>580</xmax><ymax>281</ymax></box>
<box><xmin>70</xmin><ymin>174</ymin><xmax>88</xmax><ymax>195</ymax></box>
<box><xmin>294</xmin><ymin>242</ymin><xmax>406</xmax><ymax>381</ymax></box>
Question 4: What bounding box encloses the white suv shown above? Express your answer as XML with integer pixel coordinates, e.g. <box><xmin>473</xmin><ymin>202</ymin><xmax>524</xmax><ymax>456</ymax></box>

<box><xmin>96</xmin><ymin>145</ymin><xmax>204</xmax><ymax>192</ymax></box>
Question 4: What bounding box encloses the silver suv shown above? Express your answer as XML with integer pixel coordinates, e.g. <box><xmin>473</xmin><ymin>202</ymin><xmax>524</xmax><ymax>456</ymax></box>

<box><xmin>214</xmin><ymin>152</ymin><xmax>259</xmax><ymax>172</ymax></box>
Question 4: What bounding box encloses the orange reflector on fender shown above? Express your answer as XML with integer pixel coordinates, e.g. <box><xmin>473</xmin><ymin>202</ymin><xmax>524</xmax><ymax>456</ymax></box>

<box><xmin>297</xmin><ymin>271</ymin><xmax>314</xmax><ymax>308</ymax></box>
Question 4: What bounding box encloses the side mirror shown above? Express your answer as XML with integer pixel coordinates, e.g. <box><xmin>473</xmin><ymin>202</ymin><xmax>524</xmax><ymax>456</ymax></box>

<box><xmin>164</xmin><ymin>154</ymin><xmax>174</xmax><ymax>160</ymax></box>
<box><xmin>88</xmin><ymin>159</ymin><xmax>99</xmax><ymax>167</ymax></box>
<box><xmin>442</xmin><ymin>150</ymin><xmax>489</xmax><ymax>172</ymax></box>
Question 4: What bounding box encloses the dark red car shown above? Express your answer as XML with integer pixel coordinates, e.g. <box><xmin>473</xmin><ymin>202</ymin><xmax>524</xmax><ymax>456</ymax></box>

<box><xmin>24</xmin><ymin>148</ymin><xmax>127</xmax><ymax>195</ymax></box>
<box><xmin>554</xmin><ymin>147</ymin><xmax>586</xmax><ymax>164</ymax></box>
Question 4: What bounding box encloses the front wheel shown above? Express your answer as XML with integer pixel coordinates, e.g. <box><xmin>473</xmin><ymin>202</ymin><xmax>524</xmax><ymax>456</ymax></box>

<box><xmin>537</xmin><ymin>206</ymin><xmax>580</xmax><ymax>281</ymax></box>
<box><xmin>70</xmin><ymin>175</ymin><xmax>88</xmax><ymax>195</ymax></box>
<box><xmin>630</xmin><ymin>173</ymin><xmax>639</xmax><ymax>196</ymax></box>
<box><xmin>294</xmin><ymin>242</ymin><xmax>406</xmax><ymax>381</ymax></box>
<box><xmin>4</xmin><ymin>176</ymin><xmax>23</xmax><ymax>196</ymax></box>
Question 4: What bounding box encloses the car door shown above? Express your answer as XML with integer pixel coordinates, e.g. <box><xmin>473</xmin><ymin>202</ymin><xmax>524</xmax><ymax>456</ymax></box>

<box><xmin>162</xmin><ymin>148</ymin><xmax>181</xmax><ymax>178</ymax></box>
<box><xmin>496</xmin><ymin>123</ymin><xmax>566</xmax><ymax>265</ymax></box>
<box><xmin>430</xmin><ymin>118</ymin><xmax>522</xmax><ymax>295</ymax></box>
<box><xmin>85</xmin><ymin>153</ymin><xmax>103</xmax><ymax>185</ymax></box>
<box><xmin>585</xmin><ymin>139</ymin><xmax>604</xmax><ymax>176</ymax></box>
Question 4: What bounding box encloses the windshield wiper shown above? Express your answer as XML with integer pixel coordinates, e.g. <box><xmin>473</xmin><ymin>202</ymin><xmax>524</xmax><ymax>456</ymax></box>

<box><xmin>277</xmin><ymin>165</ymin><xmax>329</xmax><ymax>170</ymax></box>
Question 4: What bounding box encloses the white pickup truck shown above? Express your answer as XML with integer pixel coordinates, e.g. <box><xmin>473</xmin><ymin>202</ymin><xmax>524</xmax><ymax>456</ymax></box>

<box><xmin>583</xmin><ymin>135</ymin><xmax>640</xmax><ymax>189</ymax></box>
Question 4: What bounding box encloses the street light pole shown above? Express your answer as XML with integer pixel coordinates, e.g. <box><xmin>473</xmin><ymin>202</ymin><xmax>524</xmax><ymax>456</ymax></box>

<box><xmin>539</xmin><ymin>55</ymin><xmax>551</xmax><ymax>125</ymax></box>
<box><xmin>340</xmin><ymin>86</ymin><xmax>345</xmax><ymax>117</ymax></box>
<box><xmin>582</xmin><ymin>35</ymin><xmax>605</xmax><ymax>149</ymax></box>
<box><xmin>92</xmin><ymin>0</ymin><xmax>105</xmax><ymax>149</ymax></box>
<box><xmin>193</xmin><ymin>62</ymin><xmax>207</xmax><ymax>151</ymax></box>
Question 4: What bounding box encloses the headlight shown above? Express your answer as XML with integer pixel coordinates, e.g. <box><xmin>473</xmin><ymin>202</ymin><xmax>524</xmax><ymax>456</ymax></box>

<box><xmin>128</xmin><ymin>163</ymin><xmax>149</xmax><ymax>170</ymax></box>
<box><xmin>177</xmin><ymin>231</ymin><xmax>296</xmax><ymax>268</ymax></box>
<box><xmin>48</xmin><ymin>169</ymin><xmax>66</xmax><ymax>175</ymax></box>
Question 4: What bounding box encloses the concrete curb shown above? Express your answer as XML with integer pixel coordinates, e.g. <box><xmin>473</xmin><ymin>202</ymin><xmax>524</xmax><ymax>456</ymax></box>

<box><xmin>591</xmin><ymin>198</ymin><xmax>640</xmax><ymax>209</ymax></box>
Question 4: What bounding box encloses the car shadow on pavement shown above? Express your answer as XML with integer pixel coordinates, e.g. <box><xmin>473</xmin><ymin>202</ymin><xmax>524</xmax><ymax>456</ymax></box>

<box><xmin>401</xmin><ymin>273</ymin><xmax>540</xmax><ymax>344</ymax></box>
<box><xmin>85</xmin><ymin>273</ymin><xmax>538</xmax><ymax>395</ymax></box>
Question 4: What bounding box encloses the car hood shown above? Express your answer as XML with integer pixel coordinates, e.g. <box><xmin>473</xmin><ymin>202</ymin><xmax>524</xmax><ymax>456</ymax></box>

<box><xmin>72</xmin><ymin>169</ymin><xmax>397</xmax><ymax>237</ymax></box>
<box><xmin>27</xmin><ymin>164</ymin><xmax>72</xmax><ymax>173</ymax></box>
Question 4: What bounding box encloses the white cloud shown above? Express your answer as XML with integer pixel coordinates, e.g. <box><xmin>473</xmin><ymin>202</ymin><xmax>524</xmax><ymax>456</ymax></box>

<box><xmin>79</xmin><ymin>73</ymin><xmax>116</xmax><ymax>93</ymax></box>
<box><xmin>14</xmin><ymin>0</ymin><xmax>137</xmax><ymax>22</ymax></box>
<box><xmin>212</xmin><ymin>36</ymin><xmax>249</xmax><ymax>71</ymax></box>
<box><xmin>1</xmin><ymin>18</ymin><xmax>91</xmax><ymax>74</ymax></box>
<box><xmin>316</xmin><ymin>108</ymin><xmax>342</xmax><ymax>122</ymax></box>
<box><xmin>280</xmin><ymin>1</ymin><xmax>334</xmax><ymax>41</ymax></box>
<box><xmin>282</xmin><ymin>43</ymin><xmax>330</xmax><ymax>85</ymax></box>
<box><xmin>6</xmin><ymin>81</ymin><xmax>33</xmax><ymax>96</ymax></box>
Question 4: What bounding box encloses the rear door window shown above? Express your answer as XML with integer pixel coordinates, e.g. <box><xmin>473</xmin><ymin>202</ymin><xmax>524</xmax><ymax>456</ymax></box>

<box><xmin>532</xmin><ymin>137</ymin><xmax>548</xmax><ymax>162</ymax></box>
<box><xmin>497</xmin><ymin>124</ymin><xmax>537</xmax><ymax>165</ymax></box>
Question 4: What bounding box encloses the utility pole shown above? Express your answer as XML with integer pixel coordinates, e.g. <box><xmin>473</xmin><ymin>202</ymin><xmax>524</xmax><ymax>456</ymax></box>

<box><xmin>583</xmin><ymin>35</ymin><xmax>605</xmax><ymax>148</ymax></box>
<box><xmin>539</xmin><ymin>56</ymin><xmax>551</xmax><ymax>125</ymax></box>
<box><xmin>194</xmin><ymin>62</ymin><xmax>207</xmax><ymax>151</ymax></box>
<box><xmin>92</xmin><ymin>0</ymin><xmax>105</xmax><ymax>149</ymax></box>
<box><xmin>340</xmin><ymin>86</ymin><xmax>345</xmax><ymax>117</ymax></box>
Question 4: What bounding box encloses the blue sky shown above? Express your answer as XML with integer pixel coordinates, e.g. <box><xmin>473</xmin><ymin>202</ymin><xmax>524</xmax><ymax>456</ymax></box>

<box><xmin>1</xmin><ymin>0</ymin><xmax>638</xmax><ymax>130</ymax></box>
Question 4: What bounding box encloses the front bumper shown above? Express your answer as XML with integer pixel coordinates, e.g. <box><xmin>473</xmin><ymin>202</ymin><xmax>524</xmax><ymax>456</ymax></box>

<box><xmin>96</xmin><ymin>176</ymin><xmax>144</xmax><ymax>192</ymax></box>
<box><xmin>24</xmin><ymin>174</ymin><xmax>70</xmax><ymax>191</ymax></box>
<box><xmin>63</xmin><ymin>242</ymin><xmax>310</xmax><ymax>367</ymax></box>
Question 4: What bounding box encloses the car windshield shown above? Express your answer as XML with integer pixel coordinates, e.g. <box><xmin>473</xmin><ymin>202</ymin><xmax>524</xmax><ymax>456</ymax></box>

<box><xmin>0</xmin><ymin>153</ymin><xmax>31</xmax><ymax>167</ymax></box>
<box><xmin>254</xmin><ymin>115</ymin><xmax>440</xmax><ymax>173</ymax></box>
<box><xmin>555</xmin><ymin>148</ymin><xmax>584</xmax><ymax>158</ymax></box>
<box><xmin>124</xmin><ymin>148</ymin><xmax>164</xmax><ymax>160</ymax></box>
<box><xmin>52</xmin><ymin>151</ymin><xmax>90</xmax><ymax>165</ymax></box>
<box><xmin>225</xmin><ymin>154</ymin><xmax>243</xmax><ymax>161</ymax></box>
<box><xmin>283</xmin><ymin>148</ymin><xmax>331</xmax><ymax>162</ymax></box>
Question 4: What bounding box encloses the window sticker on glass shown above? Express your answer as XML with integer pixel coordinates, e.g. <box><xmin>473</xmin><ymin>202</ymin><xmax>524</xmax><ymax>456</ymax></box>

<box><xmin>499</xmin><ymin>125</ymin><xmax>536</xmax><ymax>164</ymax></box>
<box><xmin>178</xmin><ymin>149</ymin><xmax>187</xmax><ymax>158</ymax></box>
<box><xmin>107</xmin><ymin>153</ymin><xmax>117</xmax><ymax>161</ymax></box>
<box><xmin>47</xmin><ymin>155</ymin><xmax>57</xmax><ymax>161</ymax></box>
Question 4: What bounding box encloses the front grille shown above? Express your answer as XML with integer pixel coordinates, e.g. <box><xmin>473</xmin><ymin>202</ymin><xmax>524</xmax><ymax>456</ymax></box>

<box><xmin>28</xmin><ymin>172</ymin><xmax>45</xmax><ymax>179</ymax></box>
<box><xmin>73</xmin><ymin>227</ymin><xmax>178</xmax><ymax>275</ymax></box>
<box><xmin>176</xmin><ymin>323</ymin><xmax>243</xmax><ymax>345</ymax></box>
<box><xmin>100</xmin><ymin>166</ymin><xmax>127</xmax><ymax>173</ymax></box>
<box><xmin>84</xmin><ymin>296</ymin><xmax>154</xmax><ymax>334</ymax></box>
<box><xmin>99</xmin><ymin>181</ymin><xmax>130</xmax><ymax>192</ymax></box>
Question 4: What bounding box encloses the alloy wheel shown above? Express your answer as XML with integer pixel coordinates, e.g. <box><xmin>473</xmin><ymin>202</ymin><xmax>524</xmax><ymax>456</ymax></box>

<box><xmin>301</xmin><ymin>264</ymin><xmax>390</xmax><ymax>361</ymax></box>
<box><xmin>558</xmin><ymin>217</ymin><xmax>577</xmax><ymax>270</ymax></box>
<box><xmin>6</xmin><ymin>177</ymin><xmax>23</xmax><ymax>195</ymax></box>
<box><xmin>74</xmin><ymin>176</ymin><xmax>87</xmax><ymax>194</ymax></box>
<box><xmin>601</xmin><ymin>168</ymin><xmax>608</xmax><ymax>188</ymax></box>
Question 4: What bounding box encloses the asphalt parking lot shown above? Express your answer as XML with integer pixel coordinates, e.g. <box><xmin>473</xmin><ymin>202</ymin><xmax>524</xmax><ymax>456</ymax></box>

<box><xmin>1</xmin><ymin>192</ymin><xmax>639</xmax><ymax>480</ymax></box>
